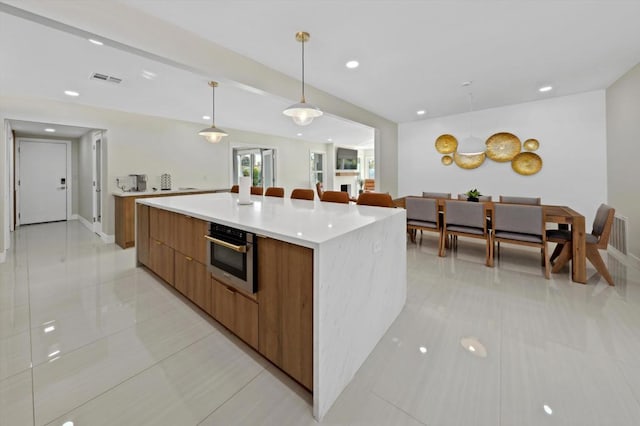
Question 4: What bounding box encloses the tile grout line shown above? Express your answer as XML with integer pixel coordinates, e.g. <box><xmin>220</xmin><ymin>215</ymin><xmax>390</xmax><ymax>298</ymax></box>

<box><xmin>196</xmin><ymin>368</ymin><xmax>266</xmax><ymax>425</ymax></box>
<box><xmin>45</xmin><ymin>329</ymin><xmax>216</xmax><ymax>425</ymax></box>
<box><xmin>498</xmin><ymin>298</ymin><xmax>504</xmax><ymax>426</ymax></box>
<box><xmin>24</xmin><ymin>227</ymin><xmax>37</xmax><ymax>426</ymax></box>
<box><xmin>27</xmin><ymin>283</ymin><xmax>192</xmax><ymax>370</ymax></box>
<box><xmin>369</xmin><ymin>390</ymin><xmax>429</xmax><ymax>425</ymax></box>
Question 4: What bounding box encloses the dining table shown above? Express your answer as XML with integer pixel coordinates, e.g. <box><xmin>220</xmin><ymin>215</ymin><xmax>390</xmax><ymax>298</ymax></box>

<box><xmin>394</xmin><ymin>197</ymin><xmax>587</xmax><ymax>284</ymax></box>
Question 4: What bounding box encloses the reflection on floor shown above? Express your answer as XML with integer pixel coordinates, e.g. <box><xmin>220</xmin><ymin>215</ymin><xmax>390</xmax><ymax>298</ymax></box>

<box><xmin>2</xmin><ymin>221</ymin><xmax>640</xmax><ymax>425</ymax></box>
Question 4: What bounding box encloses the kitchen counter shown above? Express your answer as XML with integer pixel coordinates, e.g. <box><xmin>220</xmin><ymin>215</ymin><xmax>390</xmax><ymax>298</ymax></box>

<box><xmin>112</xmin><ymin>187</ymin><xmax>226</xmax><ymax>197</ymax></box>
<box><xmin>113</xmin><ymin>188</ymin><xmax>226</xmax><ymax>248</ymax></box>
<box><xmin>137</xmin><ymin>192</ymin><xmax>402</xmax><ymax>248</ymax></box>
<box><xmin>137</xmin><ymin>192</ymin><xmax>407</xmax><ymax>420</ymax></box>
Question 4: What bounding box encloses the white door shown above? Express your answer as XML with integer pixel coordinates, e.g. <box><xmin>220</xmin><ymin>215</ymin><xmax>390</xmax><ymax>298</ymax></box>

<box><xmin>263</xmin><ymin>149</ymin><xmax>275</xmax><ymax>187</ymax></box>
<box><xmin>18</xmin><ymin>140</ymin><xmax>68</xmax><ymax>225</ymax></box>
<box><xmin>92</xmin><ymin>132</ymin><xmax>103</xmax><ymax>234</ymax></box>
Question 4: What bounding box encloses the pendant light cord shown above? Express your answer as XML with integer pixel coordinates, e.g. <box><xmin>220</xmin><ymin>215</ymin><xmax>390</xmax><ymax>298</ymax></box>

<box><xmin>301</xmin><ymin>38</ymin><xmax>306</xmax><ymax>103</ymax></box>
<box><xmin>211</xmin><ymin>85</ymin><xmax>216</xmax><ymax>127</ymax></box>
<box><xmin>468</xmin><ymin>92</ymin><xmax>474</xmax><ymax>137</ymax></box>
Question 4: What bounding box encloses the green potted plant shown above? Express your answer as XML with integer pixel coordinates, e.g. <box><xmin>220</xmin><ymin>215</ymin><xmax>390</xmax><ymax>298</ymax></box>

<box><xmin>465</xmin><ymin>188</ymin><xmax>482</xmax><ymax>202</ymax></box>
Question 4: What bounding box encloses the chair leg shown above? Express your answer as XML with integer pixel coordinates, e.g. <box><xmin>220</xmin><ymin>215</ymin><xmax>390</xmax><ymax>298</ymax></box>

<box><xmin>552</xmin><ymin>243</ymin><xmax>572</xmax><ymax>273</ymax></box>
<box><xmin>586</xmin><ymin>245</ymin><xmax>615</xmax><ymax>286</ymax></box>
<box><xmin>543</xmin><ymin>243</ymin><xmax>550</xmax><ymax>279</ymax></box>
<box><xmin>497</xmin><ymin>241</ymin><xmax>500</xmax><ymax>259</ymax></box>
<box><xmin>439</xmin><ymin>232</ymin><xmax>446</xmax><ymax>257</ymax></box>
<box><xmin>488</xmin><ymin>236</ymin><xmax>494</xmax><ymax>267</ymax></box>
<box><xmin>550</xmin><ymin>242</ymin><xmax>564</xmax><ymax>263</ymax></box>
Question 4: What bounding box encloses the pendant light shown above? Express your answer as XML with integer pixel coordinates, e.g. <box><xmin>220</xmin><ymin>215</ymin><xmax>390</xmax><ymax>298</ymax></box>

<box><xmin>199</xmin><ymin>81</ymin><xmax>228</xmax><ymax>143</ymax></box>
<box><xmin>458</xmin><ymin>83</ymin><xmax>485</xmax><ymax>155</ymax></box>
<box><xmin>283</xmin><ymin>31</ymin><xmax>323</xmax><ymax>126</ymax></box>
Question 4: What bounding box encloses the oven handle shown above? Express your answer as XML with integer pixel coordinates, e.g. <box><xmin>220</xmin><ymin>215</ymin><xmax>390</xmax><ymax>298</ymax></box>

<box><xmin>203</xmin><ymin>235</ymin><xmax>248</xmax><ymax>253</ymax></box>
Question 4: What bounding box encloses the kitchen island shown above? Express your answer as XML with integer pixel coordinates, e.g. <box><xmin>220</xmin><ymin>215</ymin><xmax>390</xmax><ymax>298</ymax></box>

<box><xmin>135</xmin><ymin>192</ymin><xmax>406</xmax><ymax>420</ymax></box>
<box><xmin>113</xmin><ymin>188</ymin><xmax>226</xmax><ymax>248</ymax></box>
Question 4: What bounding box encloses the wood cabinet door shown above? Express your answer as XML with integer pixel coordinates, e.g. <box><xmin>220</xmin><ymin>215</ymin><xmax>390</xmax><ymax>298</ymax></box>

<box><xmin>115</xmin><ymin>197</ymin><xmax>136</xmax><ymax>248</ymax></box>
<box><xmin>258</xmin><ymin>237</ymin><xmax>313</xmax><ymax>390</ymax></box>
<box><xmin>192</xmin><ymin>218</ymin><xmax>209</xmax><ymax>264</ymax></box>
<box><xmin>136</xmin><ymin>204</ymin><xmax>150</xmax><ymax>266</ymax></box>
<box><xmin>192</xmin><ymin>262</ymin><xmax>213</xmax><ymax>316</ymax></box>
<box><xmin>213</xmin><ymin>278</ymin><xmax>235</xmax><ymax>330</ymax></box>
<box><xmin>150</xmin><ymin>208</ymin><xmax>176</xmax><ymax>247</ymax></box>
<box><xmin>175</xmin><ymin>214</ymin><xmax>209</xmax><ymax>263</ymax></box>
<box><xmin>235</xmin><ymin>292</ymin><xmax>259</xmax><ymax>350</ymax></box>
<box><xmin>173</xmin><ymin>251</ymin><xmax>192</xmax><ymax>296</ymax></box>
<box><xmin>149</xmin><ymin>239</ymin><xmax>174</xmax><ymax>286</ymax></box>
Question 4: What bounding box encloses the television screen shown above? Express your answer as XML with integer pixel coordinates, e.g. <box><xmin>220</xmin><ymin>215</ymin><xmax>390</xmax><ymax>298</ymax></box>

<box><xmin>336</xmin><ymin>147</ymin><xmax>358</xmax><ymax>170</ymax></box>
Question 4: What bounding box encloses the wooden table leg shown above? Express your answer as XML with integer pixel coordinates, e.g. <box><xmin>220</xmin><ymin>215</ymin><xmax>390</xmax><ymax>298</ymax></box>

<box><xmin>571</xmin><ymin>216</ymin><xmax>587</xmax><ymax>284</ymax></box>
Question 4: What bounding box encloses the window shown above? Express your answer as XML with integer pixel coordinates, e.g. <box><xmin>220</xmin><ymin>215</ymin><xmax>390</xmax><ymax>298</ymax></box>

<box><xmin>310</xmin><ymin>152</ymin><xmax>324</xmax><ymax>186</ymax></box>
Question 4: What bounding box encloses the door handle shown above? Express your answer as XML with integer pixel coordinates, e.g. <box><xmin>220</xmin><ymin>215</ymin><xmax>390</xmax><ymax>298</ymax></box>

<box><xmin>57</xmin><ymin>186</ymin><xmax>66</xmax><ymax>190</ymax></box>
<box><xmin>203</xmin><ymin>235</ymin><xmax>247</xmax><ymax>253</ymax></box>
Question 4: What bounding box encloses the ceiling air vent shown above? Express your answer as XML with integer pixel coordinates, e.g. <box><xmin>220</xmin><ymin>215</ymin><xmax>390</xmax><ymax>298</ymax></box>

<box><xmin>90</xmin><ymin>72</ymin><xmax>122</xmax><ymax>84</ymax></box>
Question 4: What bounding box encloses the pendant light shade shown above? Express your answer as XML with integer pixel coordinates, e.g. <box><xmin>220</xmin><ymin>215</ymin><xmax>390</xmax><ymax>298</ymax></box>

<box><xmin>199</xmin><ymin>81</ymin><xmax>228</xmax><ymax>143</ymax></box>
<box><xmin>283</xmin><ymin>31</ymin><xmax>323</xmax><ymax>126</ymax></box>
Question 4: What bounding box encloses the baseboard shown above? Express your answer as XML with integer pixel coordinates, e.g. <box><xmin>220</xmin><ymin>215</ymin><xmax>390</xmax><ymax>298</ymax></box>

<box><xmin>70</xmin><ymin>214</ymin><xmax>79</xmax><ymax>220</ymax></box>
<box><xmin>100</xmin><ymin>233</ymin><xmax>115</xmax><ymax>244</ymax></box>
<box><xmin>608</xmin><ymin>246</ymin><xmax>640</xmax><ymax>272</ymax></box>
<box><xmin>76</xmin><ymin>215</ymin><xmax>93</xmax><ymax>232</ymax></box>
<box><xmin>0</xmin><ymin>250</ymin><xmax>6</xmax><ymax>263</ymax></box>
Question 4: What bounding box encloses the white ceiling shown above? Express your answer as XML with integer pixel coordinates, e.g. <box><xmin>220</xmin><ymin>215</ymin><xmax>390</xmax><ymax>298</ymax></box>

<box><xmin>0</xmin><ymin>9</ymin><xmax>374</xmax><ymax>147</ymax></box>
<box><xmin>121</xmin><ymin>0</ymin><xmax>640</xmax><ymax>122</ymax></box>
<box><xmin>2</xmin><ymin>0</ymin><xmax>640</xmax><ymax>142</ymax></box>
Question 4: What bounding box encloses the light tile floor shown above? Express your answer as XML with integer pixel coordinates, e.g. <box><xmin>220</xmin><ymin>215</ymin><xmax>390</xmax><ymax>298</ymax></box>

<box><xmin>1</xmin><ymin>221</ymin><xmax>639</xmax><ymax>425</ymax></box>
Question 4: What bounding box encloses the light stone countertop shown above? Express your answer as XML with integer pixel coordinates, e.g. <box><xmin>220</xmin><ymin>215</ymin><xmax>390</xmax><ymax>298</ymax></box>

<box><xmin>112</xmin><ymin>188</ymin><xmax>225</xmax><ymax>197</ymax></box>
<box><xmin>136</xmin><ymin>192</ymin><xmax>403</xmax><ymax>248</ymax></box>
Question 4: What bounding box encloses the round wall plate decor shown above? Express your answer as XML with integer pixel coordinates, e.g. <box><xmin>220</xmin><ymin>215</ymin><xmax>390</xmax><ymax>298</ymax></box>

<box><xmin>511</xmin><ymin>152</ymin><xmax>542</xmax><ymax>175</ymax></box>
<box><xmin>485</xmin><ymin>132</ymin><xmax>521</xmax><ymax>162</ymax></box>
<box><xmin>523</xmin><ymin>138</ymin><xmax>540</xmax><ymax>151</ymax></box>
<box><xmin>441</xmin><ymin>155</ymin><xmax>453</xmax><ymax>165</ymax></box>
<box><xmin>435</xmin><ymin>134</ymin><xmax>458</xmax><ymax>154</ymax></box>
<box><xmin>453</xmin><ymin>151</ymin><xmax>486</xmax><ymax>169</ymax></box>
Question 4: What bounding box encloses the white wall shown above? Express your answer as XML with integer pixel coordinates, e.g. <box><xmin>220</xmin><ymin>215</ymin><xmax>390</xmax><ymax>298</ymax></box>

<box><xmin>78</xmin><ymin>131</ymin><xmax>93</xmax><ymax>223</ymax></box>
<box><xmin>399</xmin><ymin>91</ymin><xmax>607</xmax><ymax>226</ymax></box>
<box><xmin>607</xmin><ymin>62</ymin><xmax>640</xmax><ymax>261</ymax></box>
<box><xmin>0</xmin><ymin>95</ymin><xmax>333</xmax><ymax>247</ymax></box>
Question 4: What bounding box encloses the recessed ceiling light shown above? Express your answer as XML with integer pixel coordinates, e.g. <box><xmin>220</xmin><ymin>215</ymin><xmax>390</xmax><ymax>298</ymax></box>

<box><xmin>345</xmin><ymin>60</ymin><xmax>359</xmax><ymax>69</ymax></box>
<box><xmin>297</xmin><ymin>133</ymin><xmax>303</xmax><ymax>137</ymax></box>
<box><xmin>419</xmin><ymin>346</ymin><xmax>427</xmax><ymax>354</ymax></box>
<box><xmin>543</xmin><ymin>404</ymin><xmax>553</xmax><ymax>415</ymax></box>
<box><xmin>141</xmin><ymin>70</ymin><xmax>157</xmax><ymax>80</ymax></box>
<box><xmin>88</xmin><ymin>38</ymin><xmax>103</xmax><ymax>46</ymax></box>
<box><xmin>44</xmin><ymin>128</ymin><xmax>56</xmax><ymax>133</ymax></box>
<box><xmin>202</xmin><ymin>115</ymin><xmax>211</xmax><ymax>120</ymax></box>
<box><xmin>327</xmin><ymin>138</ymin><xmax>333</xmax><ymax>142</ymax></box>
<box><xmin>64</xmin><ymin>90</ymin><xmax>79</xmax><ymax>97</ymax></box>
<box><xmin>62</xmin><ymin>422</ymin><xmax>74</xmax><ymax>426</ymax></box>
<box><xmin>539</xmin><ymin>85</ymin><xmax>553</xmax><ymax>92</ymax></box>
<box><xmin>461</xmin><ymin>81</ymin><xmax>472</xmax><ymax>87</ymax></box>
<box><xmin>416</xmin><ymin>110</ymin><xmax>426</xmax><ymax>116</ymax></box>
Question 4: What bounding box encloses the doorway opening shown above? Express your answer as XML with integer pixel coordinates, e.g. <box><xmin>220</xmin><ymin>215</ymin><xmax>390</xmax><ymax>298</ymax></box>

<box><xmin>232</xmin><ymin>147</ymin><xmax>277</xmax><ymax>188</ymax></box>
<box><xmin>16</xmin><ymin>138</ymin><xmax>71</xmax><ymax>225</ymax></box>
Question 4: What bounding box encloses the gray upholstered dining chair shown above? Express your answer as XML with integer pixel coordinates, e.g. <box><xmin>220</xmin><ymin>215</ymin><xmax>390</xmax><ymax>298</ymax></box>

<box><xmin>405</xmin><ymin>196</ymin><xmax>441</xmax><ymax>247</ymax></box>
<box><xmin>547</xmin><ymin>203</ymin><xmax>615</xmax><ymax>285</ymax></box>
<box><xmin>457</xmin><ymin>194</ymin><xmax>492</xmax><ymax>202</ymax></box>
<box><xmin>492</xmin><ymin>204</ymin><xmax>549</xmax><ymax>278</ymax></box>
<box><xmin>440</xmin><ymin>200</ymin><xmax>492</xmax><ymax>266</ymax></box>
<box><xmin>422</xmin><ymin>192</ymin><xmax>452</xmax><ymax>199</ymax></box>
<box><xmin>499</xmin><ymin>195</ymin><xmax>541</xmax><ymax>205</ymax></box>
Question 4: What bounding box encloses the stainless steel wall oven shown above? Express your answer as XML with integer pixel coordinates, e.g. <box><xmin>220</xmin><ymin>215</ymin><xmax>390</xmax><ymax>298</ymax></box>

<box><xmin>205</xmin><ymin>222</ymin><xmax>257</xmax><ymax>294</ymax></box>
